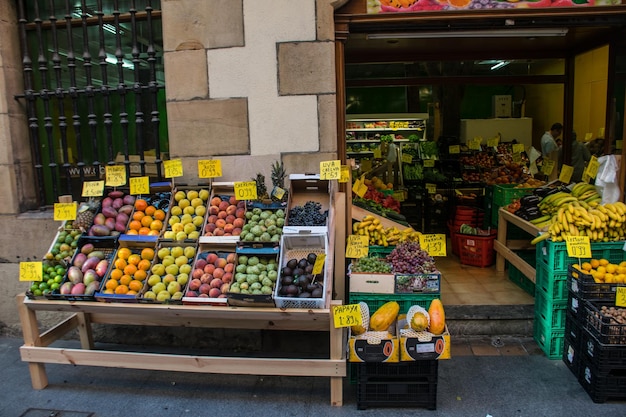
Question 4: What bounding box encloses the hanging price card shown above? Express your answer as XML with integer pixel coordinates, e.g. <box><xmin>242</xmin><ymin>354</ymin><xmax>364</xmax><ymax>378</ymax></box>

<box><xmin>393</xmin><ymin>190</ymin><xmax>405</xmax><ymax>202</ymax></box>
<box><xmin>426</xmin><ymin>183</ymin><xmax>437</xmax><ymax>194</ymax></box>
<box><xmin>198</xmin><ymin>159</ymin><xmax>222</xmax><ymax>178</ymax></box>
<box><xmin>164</xmin><ymin>159</ymin><xmax>183</xmax><ymax>178</ymax></box>
<box><xmin>19</xmin><ymin>261</ymin><xmax>43</xmax><ymax>282</ymax></box>
<box><xmin>340</xmin><ymin>165</ymin><xmax>350</xmax><ymax>183</ymax></box>
<box><xmin>487</xmin><ymin>137</ymin><xmax>500</xmax><ymax>147</ymax></box>
<box><xmin>512</xmin><ymin>143</ymin><xmax>525</xmax><ymax>154</ymax></box>
<box><xmin>271</xmin><ymin>186</ymin><xmax>285</xmax><ymax>200</ymax></box>
<box><xmin>616</xmin><ymin>140</ymin><xmax>623</xmax><ymax>150</ymax></box>
<box><xmin>542</xmin><ymin>158</ymin><xmax>555</xmax><ymax>175</ymax></box>
<box><xmin>81</xmin><ymin>180</ymin><xmax>104</xmax><ymax>197</ymax></box>
<box><xmin>345</xmin><ymin>235</ymin><xmax>369</xmax><ymax>259</ymax></box>
<box><xmin>566</xmin><ymin>236</ymin><xmax>591</xmax><ymax>259</ymax></box>
<box><xmin>53</xmin><ymin>202</ymin><xmax>77</xmax><ymax>221</ymax></box>
<box><xmin>105</xmin><ymin>165</ymin><xmax>126</xmax><ymax>187</ymax></box>
<box><xmin>312</xmin><ymin>253</ymin><xmax>326</xmax><ymax>275</ymax></box>
<box><xmin>468</xmin><ymin>137</ymin><xmax>482</xmax><ymax>150</ymax></box>
<box><xmin>419</xmin><ymin>234</ymin><xmax>447</xmax><ymax>257</ymax></box>
<box><xmin>401</xmin><ymin>154</ymin><xmax>413</xmax><ymax>164</ymax></box>
<box><xmin>585</xmin><ymin>156</ymin><xmax>599</xmax><ymax>180</ymax></box>
<box><xmin>616</xmin><ymin>287</ymin><xmax>626</xmax><ymax>308</ymax></box>
<box><xmin>559</xmin><ymin>164</ymin><xmax>573</xmax><ymax>184</ymax></box>
<box><xmin>352</xmin><ymin>179</ymin><xmax>367</xmax><ymax>198</ymax></box>
<box><xmin>449</xmin><ymin>145</ymin><xmax>460</xmax><ymax>154</ymax></box>
<box><xmin>234</xmin><ymin>181</ymin><xmax>258</xmax><ymax>201</ymax></box>
<box><xmin>423</xmin><ymin>159</ymin><xmax>435</xmax><ymax>168</ymax></box>
<box><xmin>130</xmin><ymin>176</ymin><xmax>150</xmax><ymax>195</ymax></box>
<box><xmin>373</xmin><ymin>147</ymin><xmax>382</xmax><ymax>158</ymax></box>
<box><xmin>333</xmin><ymin>304</ymin><xmax>362</xmax><ymax>328</ymax></box>
<box><xmin>512</xmin><ymin>152</ymin><xmax>522</xmax><ymax>164</ymax></box>
<box><xmin>320</xmin><ymin>160</ymin><xmax>341</xmax><ymax>180</ymax></box>
<box><xmin>585</xmin><ymin>132</ymin><xmax>593</xmax><ymax>142</ymax></box>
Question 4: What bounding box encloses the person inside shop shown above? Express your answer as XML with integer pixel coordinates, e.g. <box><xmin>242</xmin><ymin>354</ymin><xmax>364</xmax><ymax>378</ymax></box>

<box><xmin>541</xmin><ymin>122</ymin><xmax>563</xmax><ymax>181</ymax></box>
<box><xmin>558</xmin><ymin>132</ymin><xmax>591</xmax><ymax>183</ymax></box>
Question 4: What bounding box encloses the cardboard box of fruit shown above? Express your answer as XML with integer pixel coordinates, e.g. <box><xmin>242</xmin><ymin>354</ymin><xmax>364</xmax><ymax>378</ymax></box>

<box><xmin>283</xmin><ymin>174</ymin><xmax>333</xmax><ymax>235</ymax></box>
<box><xmin>226</xmin><ymin>244</ymin><xmax>280</xmax><ymax>308</ymax></box>
<box><xmin>162</xmin><ymin>186</ymin><xmax>210</xmax><ymax>241</ymax></box>
<box><xmin>182</xmin><ymin>243</ymin><xmax>237</xmax><ymax>306</ymax></box>
<box><xmin>348</xmin><ymin>329</ymin><xmax>399</xmax><ymax>363</ymax></box>
<box><xmin>199</xmin><ymin>182</ymin><xmax>245</xmax><ymax>244</ymax></box>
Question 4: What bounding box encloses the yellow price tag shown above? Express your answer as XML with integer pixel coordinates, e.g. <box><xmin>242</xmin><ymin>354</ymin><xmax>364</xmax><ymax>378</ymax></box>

<box><xmin>164</xmin><ymin>159</ymin><xmax>184</xmax><ymax>178</ymax></box>
<box><xmin>512</xmin><ymin>152</ymin><xmax>522</xmax><ymax>163</ymax></box>
<box><xmin>20</xmin><ymin>261</ymin><xmax>43</xmax><ymax>282</ymax></box>
<box><xmin>565</xmin><ymin>236</ymin><xmax>591</xmax><ymax>259</ymax></box>
<box><xmin>426</xmin><ymin>183</ymin><xmax>437</xmax><ymax>194</ymax></box>
<box><xmin>423</xmin><ymin>159</ymin><xmax>435</xmax><ymax>168</ymax></box>
<box><xmin>559</xmin><ymin>164</ymin><xmax>573</xmax><ymax>184</ymax></box>
<box><xmin>542</xmin><ymin>158</ymin><xmax>555</xmax><ymax>175</ymax></box>
<box><xmin>392</xmin><ymin>190</ymin><xmax>405</xmax><ymax>202</ymax></box>
<box><xmin>512</xmin><ymin>143</ymin><xmax>525</xmax><ymax>154</ymax></box>
<box><xmin>129</xmin><ymin>176</ymin><xmax>150</xmax><ymax>195</ymax></box>
<box><xmin>53</xmin><ymin>202</ymin><xmax>77</xmax><ymax>221</ymax></box>
<box><xmin>455</xmin><ymin>189</ymin><xmax>463</xmax><ymax>196</ymax></box>
<box><xmin>105</xmin><ymin>165</ymin><xmax>126</xmax><ymax>187</ymax></box>
<box><xmin>81</xmin><ymin>180</ymin><xmax>104</xmax><ymax>197</ymax></box>
<box><xmin>340</xmin><ymin>165</ymin><xmax>350</xmax><ymax>183</ymax></box>
<box><xmin>585</xmin><ymin>132</ymin><xmax>593</xmax><ymax>142</ymax></box>
<box><xmin>419</xmin><ymin>234</ymin><xmax>447</xmax><ymax>257</ymax></box>
<box><xmin>449</xmin><ymin>145</ymin><xmax>460</xmax><ymax>154</ymax></box>
<box><xmin>345</xmin><ymin>235</ymin><xmax>369</xmax><ymax>259</ymax></box>
<box><xmin>356</xmin><ymin>182</ymin><xmax>368</xmax><ymax>198</ymax></box>
<box><xmin>234</xmin><ymin>181</ymin><xmax>258</xmax><ymax>201</ymax></box>
<box><xmin>616</xmin><ymin>287</ymin><xmax>626</xmax><ymax>308</ymax></box>
<box><xmin>616</xmin><ymin>140</ymin><xmax>623</xmax><ymax>150</ymax></box>
<box><xmin>271</xmin><ymin>186</ymin><xmax>285</xmax><ymax>200</ymax></box>
<box><xmin>373</xmin><ymin>147</ymin><xmax>382</xmax><ymax>158</ymax></box>
<box><xmin>333</xmin><ymin>304</ymin><xmax>363</xmax><ymax>329</ymax></box>
<box><xmin>401</xmin><ymin>154</ymin><xmax>413</xmax><ymax>164</ymax></box>
<box><xmin>312</xmin><ymin>253</ymin><xmax>326</xmax><ymax>275</ymax></box>
<box><xmin>585</xmin><ymin>156</ymin><xmax>599</xmax><ymax>179</ymax></box>
<box><xmin>320</xmin><ymin>160</ymin><xmax>341</xmax><ymax>180</ymax></box>
<box><xmin>487</xmin><ymin>137</ymin><xmax>500</xmax><ymax>147</ymax></box>
<box><xmin>468</xmin><ymin>137</ymin><xmax>482</xmax><ymax>150</ymax></box>
<box><xmin>198</xmin><ymin>160</ymin><xmax>222</xmax><ymax>178</ymax></box>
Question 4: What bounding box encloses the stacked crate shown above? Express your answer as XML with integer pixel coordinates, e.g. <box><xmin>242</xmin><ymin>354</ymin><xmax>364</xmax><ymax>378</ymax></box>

<box><xmin>563</xmin><ymin>266</ymin><xmax>626</xmax><ymax>403</ymax></box>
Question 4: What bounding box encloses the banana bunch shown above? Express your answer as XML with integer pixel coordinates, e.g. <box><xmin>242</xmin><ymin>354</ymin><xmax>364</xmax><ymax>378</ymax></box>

<box><xmin>352</xmin><ymin>215</ymin><xmax>421</xmax><ymax>246</ymax></box>
<box><xmin>570</xmin><ymin>182</ymin><xmax>602</xmax><ymax>204</ymax></box>
<box><xmin>537</xmin><ymin>183</ymin><xmax>602</xmax><ymax>216</ymax></box>
<box><xmin>531</xmin><ymin>201</ymin><xmax>626</xmax><ymax>244</ymax></box>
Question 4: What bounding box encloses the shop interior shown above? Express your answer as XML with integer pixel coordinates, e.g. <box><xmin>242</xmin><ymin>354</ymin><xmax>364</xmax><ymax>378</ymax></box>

<box><xmin>337</xmin><ymin>6</ymin><xmax>626</xmax><ymax>307</ymax></box>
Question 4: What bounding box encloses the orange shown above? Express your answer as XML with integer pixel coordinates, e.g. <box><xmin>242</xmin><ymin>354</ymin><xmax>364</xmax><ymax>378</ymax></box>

<box><xmin>115</xmin><ymin>284</ymin><xmax>129</xmax><ymax>295</ymax></box>
<box><xmin>119</xmin><ymin>274</ymin><xmax>133</xmax><ymax>286</ymax></box>
<box><xmin>141</xmin><ymin>248</ymin><xmax>155</xmax><ymax>261</ymax></box>
<box><xmin>135</xmin><ymin>199</ymin><xmax>148</xmax><ymax>212</ymax></box>
<box><xmin>596</xmin><ymin>266</ymin><xmax>607</xmax><ymax>275</ymax></box>
<box><xmin>620</xmin><ymin>261</ymin><xmax>626</xmax><ymax>268</ymax></box>
<box><xmin>154</xmin><ymin>209</ymin><xmax>166</xmax><ymax>221</ymax></box>
<box><xmin>110</xmin><ymin>268</ymin><xmax>123</xmax><ymax>281</ymax></box>
<box><xmin>137</xmin><ymin>259</ymin><xmax>152</xmax><ymax>271</ymax></box>
<box><xmin>138</xmin><ymin>227</ymin><xmax>151</xmax><ymax>235</ymax></box>
<box><xmin>141</xmin><ymin>215</ymin><xmax>154</xmax><ymax>228</ymax></box>
<box><xmin>150</xmin><ymin>219</ymin><xmax>163</xmax><ymax>231</ymax></box>
<box><xmin>126</xmin><ymin>290</ymin><xmax>138</xmax><ymax>296</ymax></box>
<box><xmin>105</xmin><ymin>279</ymin><xmax>119</xmax><ymax>291</ymax></box>
<box><xmin>117</xmin><ymin>247</ymin><xmax>132</xmax><ymax>260</ymax></box>
<box><xmin>148</xmin><ymin>230</ymin><xmax>160</xmax><ymax>236</ymax></box>
<box><xmin>126</xmin><ymin>229</ymin><xmax>138</xmax><ymax>235</ymax></box>
<box><xmin>606</xmin><ymin>264</ymin><xmax>617</xmax><ymax>274</ymax></box>
<box><xmin>581</xmin><ymin>262</ymin><xmax>592</xmax><ymax>271</ymax></box>
<box><xmin>114</xmin><ymin>258</ymin><xmax>127</xmax><ymax>270</ymax></box>
<box><xmin>127</xmin><ymin>254</ymin><xmax>141</xmax><ymax>266</ymax></box>
<box><xmin>128</xmin><ymin>279</ymin><xmax>144</xmax><ymax>292</ymax></box>
<box><xmin>124</xmin><ymin>264</ymin><xmax>138</xmax><ymax>276</ymax></box>
<box><xmin>129</xmin><ymin>220</ymin><xmax>142</xmax><ymax>231</ymax></box>
<box><xmin>132</xmin><ymin>211</ymin><xmax>145</xmax><ymax>221</ymax></box>
<box><xmin>133</xmin><ymin>269</ymin><xmax>147</xmax><ymax>282</ymax></box>
<box><xmin>145</xmin><ymin>205</ymin><xmax>156</xmax><ymax>216</ymax></box>
<box><xmin>590</xmin><ymin>259</ymin><xmax>600</xmax><ymax>269</ymax></box>
<box><xmin>599</xmin><ymin>258</ymin><xmax>609</xmax><ymax>266</ymax></box>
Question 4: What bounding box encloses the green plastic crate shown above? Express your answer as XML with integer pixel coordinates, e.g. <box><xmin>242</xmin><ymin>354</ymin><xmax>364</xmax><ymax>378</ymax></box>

<box><xmin>536</xmin><ymin>240</ymin><xmax>626</xmax><ymax>274</ymax></box>
<box><xmin>534</xmin><ymin>316</ymin><xmax>565</xmax><ymax>360</ymax></box>
<box><xmin>368</xmin><ymin>245</ymin><xmax>394</xmax><ymax>259</ymax></box>
<box><xmin>534</xmin><ymin>288</ymin><xmax>567</xmax><ymax>331</ymax></box>
<box><xmin>492</xmin><ymin>184</ymin><xmax>535</xmax><ymax>207</ymax></box>
<box><xmin>535</xmin><ymin>263</ymin><xmax>568</xmax><ymax>302</ymax></box>
<box><xmin>348</xmin><ymin>292</ymin><xmax>439</xmax><ymax>315</ymax></box>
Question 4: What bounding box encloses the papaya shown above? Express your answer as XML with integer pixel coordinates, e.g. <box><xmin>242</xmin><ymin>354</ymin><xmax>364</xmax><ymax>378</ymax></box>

<box><xmin>410</xmin><ymin>312</ymin><xmax>429</xmax><ymax>331</ymax></box>
<box><xmin>369</xmin><ymin>301</ymin><xmax>400</xmax><ymax>331</ymax></box>
<box><xmin>428</xmin><ymin>299</ymin><xmax>446</xmax><ymax>335</ymax></box>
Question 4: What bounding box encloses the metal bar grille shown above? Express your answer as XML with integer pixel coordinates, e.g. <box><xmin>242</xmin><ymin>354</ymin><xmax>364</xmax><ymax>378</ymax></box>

<box><xmin>15</xmin><ymin>0</ymin><xmax>166</xmax><ymax>208</ymax></box>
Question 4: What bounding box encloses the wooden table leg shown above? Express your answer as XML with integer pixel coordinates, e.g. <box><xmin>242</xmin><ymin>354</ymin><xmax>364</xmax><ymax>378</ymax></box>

<box><xmin>496</xmin><ymin>208</ymin><xmax>508</xmax><ymax>272</ymax></box>
<box><xmin>329</xmin><ymin>300</ymin><xmax>344</xmax><ymax>406</ymax></box>
<box><xmin>75</xmin><ymin>312</ymin><xmax>95</xmax><ymax>350</ymax></box>
<box><xmin>16</xmin><ymin>294</ymin><xmax>48</xmax><ymax>389</ymax></box>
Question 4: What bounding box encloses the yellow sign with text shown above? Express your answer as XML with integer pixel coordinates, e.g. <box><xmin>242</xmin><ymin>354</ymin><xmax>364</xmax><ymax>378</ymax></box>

<box><xmin>198</xmin><ymin>160</ymin><xmax>222</xmax><ymax>178</ymax></box>
<box><xmin>566</xmin><ymin>236</ymin><xmax>591</xmax><ymax>259</ymax></box>
<box><xmin>419</xmin><ymin>234</ymin><xmax>447</xmax><ymax>257</ymax></box>
<box><xmin>542</xmin><ymin>158</ymin><xmax>555</xmax><ymax>175</ymax></box>
<box><xmin>234</xmin><ymin>181</ymin><xmax>258</xmax><ymax>201</ymax></box>
<box><xmin>164</xmin><ymin>159</ymin><xmax>183</xmax><ymax>178</ymax></box>
<box><xmin>345</xmin><ymin>235</ymin><xmax>369</xmax><ymax>259</ymax></box>
<box><xmin>320</xmin><ymin>160</ymin><xmax>341</xmax><ymax>180</ymax></box>
<box><xmin>584</xmin><ymin>156</ymin><xmax>599</xmax><ymax>180</ymax></box>
<box><xmin>19</xmin><ymin>262</ymin><xmax>43</xmax><ymax>282</ymax></box>
<box><xmin>616</xmin><ymin>287</ymin><xmax>626</xmax><ymax>308</ymax></box>
<box><xmin>129</xmin><ymin>176</ymin><xmax>150</xmax><ymax>195</ymax></box>
<box><xmin>512</xmin><ymin>143</ymin><xmax>525</xmax><ymax>154</ymax></box>
<box><xmin>105</xmin><ymin>165</ymin><xmax>126</xmax><ymax>187</ymax></box>
<box><xmin>81</xmin><ymin>180</ymin><xmax>105</xmax><ymax>197</ymax></box>
<box><xmin>559</xmin><ymin>164</ymin><xmax>573</xmax><ymax>184</ymax></box>
<box><xmin>449</xmin><ymin>145</ymin><xmax>460</xmax><ymax>154</ymax></box>
<box><xmin>340</xmin><ymin>165</ymin><xmax>350</xmax><ymax>183</ymax></box>
<box><xmin>333</xmin><ymin>304</ymin><xmax>363</xmax><ymax>328</ymax></box>
<box><xmin>53</xmin><ymin>202</ymin><xmax>77</xmax><ymax>221</ymax></box>
<box><xmin>423</xmin><ymin>159</ymin><xmax>435</xmax><ymax>168</ymax></box>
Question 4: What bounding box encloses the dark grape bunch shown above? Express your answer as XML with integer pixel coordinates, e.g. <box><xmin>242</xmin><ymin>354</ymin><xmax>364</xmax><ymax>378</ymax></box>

<box><xmin>386</xmin><ymin>241</ymin><xmax>438</xmax><ymax>274</ymax></box>
<box><xmin>287</xmin><ymin>201</ymin><xmax>328</xmax><ymax>226</ymax></box>
<box><xmin>351</xmin><ymin>257</ymin><xmax>392</xmax><ymax>273</ymax></box>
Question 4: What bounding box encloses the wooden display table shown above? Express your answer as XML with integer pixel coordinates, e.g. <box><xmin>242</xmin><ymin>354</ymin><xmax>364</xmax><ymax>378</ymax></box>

<box><xmin>16</xmin><ymin>294</ymin><xmax>346</xmax><ymax>406</ymax></box>
<box><xmin>494</xmin><ymin>208</ymin><xmax>540</xmax><ymax>283</ymax></box>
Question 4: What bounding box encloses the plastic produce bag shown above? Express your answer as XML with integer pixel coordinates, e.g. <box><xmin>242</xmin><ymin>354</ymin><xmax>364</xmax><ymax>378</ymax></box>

<box><xmin>596</xmin><ymin>154</ymin><xmax>621</xmax><ymax>204</ymax></box>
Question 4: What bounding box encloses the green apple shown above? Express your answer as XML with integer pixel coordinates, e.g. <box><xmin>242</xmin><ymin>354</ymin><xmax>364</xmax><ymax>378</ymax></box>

<box><xmin>177</xmin><ymin>273</ymin><xmax>189</xmax><ymax>286</ymax></box>
<box><xmin>162</xmin><ymin>255</ymin><xmax>176</xmax><ymax>267</ymax></box>
<box><xmin>165</xmin><ymin>264</ymin><xmax>179</xmax><ymax>276</ymax></box>
<box><xmin>151</xmin><ymin>263</ymin><xmax>165</xmax><ymax>276</ymax></box>
<box><xmin>171</xmin><ymin>291</ymin><xmax>184</xmax><ymax>300</ymax></box>
<box><xmin>169</xmin><ymin>215</ymin><xmax>181</xmax><ymax>226</ymax></box>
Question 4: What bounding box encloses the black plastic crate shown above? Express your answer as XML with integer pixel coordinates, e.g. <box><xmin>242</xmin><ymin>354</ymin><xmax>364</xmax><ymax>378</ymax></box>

<box><xmin>564</xmin><ymin>313</ymin><xmax>582</xmax><ymax>350</ymax></box>
<box><xmin>567</xmin><ymin>265</ymin><xmax>624</xmax><ymax>300</ymax></box>
<box><xmin>577</xmin><ymin>354</ymin><xmax>626</xmax><ymax>403</ymax></box>
<box><xmin>563</xmin><ymin>334</ymin><xmax>581</xmax><ymax>380</ymax></box>
<box><xmin>356</xmin><ymin>361</ymin><xmax>438</xmax><ymax>410</ymax></box>
<box><xmin>580</xmin><ymin>326</ymin><xmax>626</xmax><ymax>373</ymax></box>
<box><xmin>582</xmin><ymin>301</ymin><xmax>626</xmax><ymax>345</ymax></box>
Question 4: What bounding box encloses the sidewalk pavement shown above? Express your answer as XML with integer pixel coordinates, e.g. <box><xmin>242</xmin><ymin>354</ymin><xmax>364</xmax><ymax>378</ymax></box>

<box><xmin>1</xmin><ymin>335</ymin><xmax>624</xmax><ymax>417</ymax></box>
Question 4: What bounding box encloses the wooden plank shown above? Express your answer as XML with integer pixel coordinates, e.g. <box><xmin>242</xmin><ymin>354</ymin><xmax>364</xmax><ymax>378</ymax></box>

<box><xmin>351</xmin><ymin>205</ymin><xmax>409</xmax><ymax>230</ymax></box>
<box><xmin>40</xmin><ymin>314</ymin><xmax>79</xmax><ymax>347</ymax></box>
<box><xmin>329</xmin><ymin>300</ymin><xmax>345</xmax><ymax>406</ymax></box>
<box><xmin>20</xmin><ymin>346</ymin><xmax>346</xmax><ymax>377</ymax></box>
<box><xmin>499</xmin><ymin>208</ymin><xmax>541</xmax><ymax>236</ymax></box>
<box><xmin>76</xmin><ymin>313</ymin><xmax>94</xmax><ymax>350</ymax></box>
<box><xmin>15</xmin><ymin>294</ymin><xmax>48</xmax><ymax>389</ymax></box>
<box><xmin>494</xmin><ymin>240</ymin><xmax>536</xmax><ymax>283</ymax></box>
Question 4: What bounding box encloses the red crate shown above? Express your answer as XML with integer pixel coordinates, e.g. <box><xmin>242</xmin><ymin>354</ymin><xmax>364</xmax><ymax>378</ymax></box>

<box><xmin>458</xmin><ymin>230</ymin><xmax>497</xmax><ymax>268</ymax></box>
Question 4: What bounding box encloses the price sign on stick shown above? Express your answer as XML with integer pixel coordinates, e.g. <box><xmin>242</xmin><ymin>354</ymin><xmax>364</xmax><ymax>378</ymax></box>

<box><xmin>53</xmin><ymin>202</ymin><xmax>77</xmax><ymax>221</ymax></box>
<box><xmin>426</xmin><ymin>183</ymin><xmax>437</xmax><ymax>194</ymax></box>
<box><xmin>512</xmin><ymin>152</ymin><xmax>522</xmax><ymax>164</ymax></box>
<box><xmin>345</xmin><ymin>235</ymin><xmax>369</xmax><ymax>259</ymax></box>
<box><xmin>566</xmin><ymin>236</ymin><xmax>591</xmax><ymax>259</ymax></box>
<box><xmin>419</xmin><ymin>234</ymin><xmax>447</xmax><ymax>257</ymax></box>
<box><xmin>542</xmin><ymin>158</ymin><xmax>556</xmax><ymax>175</ymax></box>
<box><xmin>423</xmin><ymin>159</ymin><xmax>435</xmax><ymax>168</ymax></box>
<box><xmin>320</xmin><ymin>160</ymin><xmax>341</xmax><ymax>180</ymax></box>
<box><xmin>512</xmin><ymin>143</ymin><xmax>525</xmax><ymax>154</ymax></box>
<box><xmin>130</xmin><ymin>176</ymin><xmax>150</xmax><ymax>195</ymax></box>
<box><xmin>198</xmin><ymin>160</ymin><xmax>222</xmax><ymax>178</ymax></box>
<box><xmin>339</xmin><ymin>165</ymin><xmax>350</xmax><ymax>183</ymax></box>
<box><xmin>106</xmin><ymin>165</ymin><xmax>126</xmax><ymax>187</ymax></box>
<box><xmin>82</xmin><ymin>180</ymin><xmax>104</xmax><ymax>197</ymax></box>
<box><xmin>352</xmin><ymin>179</ymin><xmax>367</xmax><ymax>198</ymax></box>
<box><xmin>312</xmin><ymin>253</ymin><xmax>326</xmax><ymax>275</ymax></box>
<box><xmin>449</xmin><ymin>145</ymin><xmax>460</xmax><ymax>154</ymax></box>
<box><xmin>616</xmin><ymin>287</ymin><xmax>626</xmax><ymax>308</ymax></box>
<box><xmin>487</xmin><ymin>137</ymin><xmax>500</xmax><ymax>148</ymax></box>
<box><xmin>401</xmin><ymin>154</ymin><xmax>413</xmax><ymax>164</ymax></box>
<box><xmin>373</xmin><ymin>148</ymin><xmax>382</xmax><ymax>158</ymax></box>
<box><xmin>234</xmin><ymin>181</ymin><xmax>258</xmax><ymax>201</ymax></box>
<box><xmin>271</xmin><ymin>186</ymin><xmax>285</xmax><ymax>201</ymax></box>
<box><xmin>585</xmin><ymin>156</ymin><xmax>599</xmax><ymax>180</ymax></box>
<box><xmin>333</xmin><ymin>304</ymin><xmax>363</xmax><ymax>328</ymax></box>
<box><xmin>559</xmin><ymin>164</ymin><xmax>573</xmax><ymax>184</ymax></box>
<box><xmin>19</xmin><ymin>262</ymin><xmax>42</xmax><ymax>282</ymax></box>
<box><xmin>164</xmin><ymin>159</ymin><xmax>183</xmax><ymax>178</ymax></box>
<box><xmin>468</xmin><ymin>137</ymin><xmax>481</xmax><ymax>150</ymax></box>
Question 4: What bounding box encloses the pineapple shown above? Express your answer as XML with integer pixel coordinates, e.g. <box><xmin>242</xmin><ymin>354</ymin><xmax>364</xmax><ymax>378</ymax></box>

<box><xmin>253</xmin><ymin>173</ymin><xmax>269</xmax><ymax>201</ymax></box>
<box><xmin>270</xmin><ymin>160</ymin><xmax>288</xmax><ymax>202</ymax></box>
<box><xmin>72</xmin><ymin>199</ymin><xmax>98</xmax><ymax>231</ymax></box>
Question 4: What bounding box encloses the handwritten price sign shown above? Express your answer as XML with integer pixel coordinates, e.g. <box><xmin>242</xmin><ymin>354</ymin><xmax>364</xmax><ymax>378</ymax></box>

<box><xmin>468</xmin><ymin>137</ymin><xmax>482</xmax><ymax>150</ymax></box>
<box><xmin>164</xmin><ymin>159</ymin><xmax>183</xmax><ymax>178</ymax></box>
<box><xmin>53</xmin><ymin>202</ymin><xmax>77</xmax><ymax>221</ymax></box>
<box><xmin>345</xmin><ymin>235</ymin><xmax>369</xmax><ymax>259</ymax></box>
<box><xmin>312</xmin><ymin>253</ymin><xmax>326</xmax><ymax>275</ymax></box>
<box><xmin>320</xmin><ymin>160</ymin><xmax>341</xmax><ymax>180</ymax></box>
<box><xmin>105</xmin><ymin>165</ymin><xmax>126</xmax><ymax>187</ymax></box>
<box><xmin>542</xmin><ymin>158</ymin><xmax>555</xmax><ymax>175</ymax></box>
<box><xmin>423</xmin><ymin>159</ymin><xmax>435</xmax><ymax>168</ymax></box>
<box><xmin>449</xmin><ymin>145</ymin><xmax>460</xmax><ymax>154</ymax></box>
<box><xmin>333</xmin><ymin>304</ymin><xmax>363</xmax><ymax>328</ymax></box>
<box><xmin>585</xmin><ymin>156</ymin><xmax>599</xmax><ymax>180</ymax></box>
<box><xmin>234</xmin><ymin>181</ymin><xmax>258</xmax><ymax>201</ymax></box>
<box><xmin>559</xmin><ymin>164</ymin><xmax>573</xmax><ymax>184</ymax></box>
<box><xmin>512</xmin><ymin>143</ymin><xmax>525</xmax><ymax>154</ymax></box>
<box><xmin>401</xmin><ymin>154</ymin><xmax>413</xmax><ymax>164</ymax></box>
<box><xmin>487</xmin><ymin>137</ymin><xmax>500</xmax><ymax>147</ymax></box>
<box><xmin>130</xmin><ymin>176</ymin><xmax>150</xmax><ymax>195</ymax></box>
<box><xmin>616</xmin><ymin>287</ymin><xmax>626</xmax><ymax>308</ymax></box>
<box><xmin>426</xmin><ymin>183</ymin><xmax>437</xmax><ymax>194</ymax></box>
<box><xmin>198</xmin><ymin>159</ymin><xmax>222</xmax><ymax>178</ymax></box>
<box><xmin>512</xmin><ymin>152</ymin><xmax>522</xmax><ymax>164</ymax></box>
<box><xmin>352</xmin><ymin>179</ymin><xmax>367</xmax><ymax>198</ymax></box>
<box><xmin>419</xmin><ymin>234</ymin><xmax>447</xmax><ymax>257</ymax></box>
<box><xmin>339</xmin><ymin>165</ymin><xmax>350</xmax><ymax>183</ymax></box>
<box><xmin>82</xmin><ymin>180</ymin><xmax>104</xmax><ymax>197</ymax></box>
<box><xmin>19</xmin><ymin>262</ymin><xmax>43</xmax><ymax>282</ymax></box>
<box><xmin>566</xmin><ymin>235</ymin><xmax>591</xmax><ymax>259</ymax></box>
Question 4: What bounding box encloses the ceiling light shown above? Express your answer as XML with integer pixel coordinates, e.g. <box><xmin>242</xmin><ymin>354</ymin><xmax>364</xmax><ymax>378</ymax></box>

<box><xmin>366</xmin><ymin>28</ymin><xmax>568</xmax><ymax>40</ymax></box>
<box><xmin>491</xmin><ymin>61</ymin><xmax>510</xmax><ymax>70</ymax></box>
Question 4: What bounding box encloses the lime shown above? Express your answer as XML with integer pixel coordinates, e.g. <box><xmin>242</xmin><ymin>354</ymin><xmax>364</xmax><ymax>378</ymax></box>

<box><xmin>33</xmin><ymin>289</ymin><xmax>43</xmax><ymax>296</ymax></box>
<box><xmin>54</xmin><ymin>275</ymin><xmax>64</xmax><ymax>283</ymax></box>
<box><xmin>38</xmin><ymin>282</ymin><xmax>49</xmax><ymax>290</ymax></box>
<box><xmin>50</xmin><ymin>282</ymin><xmax>60</xmax><ymax>291</ymax></box>
<box><xmin>30</xmin><ymin>283</ymin><xmax>39</xmax><ymax>292</ymax></box>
